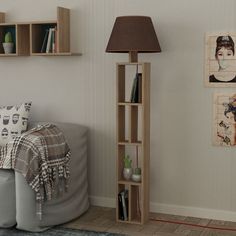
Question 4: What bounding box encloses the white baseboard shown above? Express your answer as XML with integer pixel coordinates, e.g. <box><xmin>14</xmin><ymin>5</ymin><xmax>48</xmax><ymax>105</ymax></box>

<box><xmin>151</xmin><ymin>202</ymin><xmax>236</xmax><ymax>222</ymax></box>
<box><xmin>89</xmin><ymin>195</ymin><xmax>236</xmax><ymax>222</ymax></box>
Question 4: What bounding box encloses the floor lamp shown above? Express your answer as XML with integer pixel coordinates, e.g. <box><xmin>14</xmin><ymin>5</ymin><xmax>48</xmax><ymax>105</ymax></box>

<box><xmin>106</xmin><ymin>16</ymin><xmax>161</xmax><ymax>224</ymax></box>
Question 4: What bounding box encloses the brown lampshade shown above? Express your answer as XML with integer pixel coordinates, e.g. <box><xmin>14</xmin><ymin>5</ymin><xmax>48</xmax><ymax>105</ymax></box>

<box><xmin>106</xmin><ymin>16</ymin><xmax>161</xmax><ymax>57</ymax></box>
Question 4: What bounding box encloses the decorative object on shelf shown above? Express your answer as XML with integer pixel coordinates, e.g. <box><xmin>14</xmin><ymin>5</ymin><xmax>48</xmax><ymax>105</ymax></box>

<box><xmin>123</xmin><ymin>155</ymin><xmax>132</xmax><ymax>180</ymax></box>
<box><xmin>132</xmin><ymin>146</ymin><xmax>141</xmax><ymax>182</ymax></box>
<box><xmin>106</xmin><ymin>15</ymin><xmax>161</xmax><ymax>224</ymax></box>
<box><xmin>132</xmin><ymin>168</ymin><xmax>141</xmax><ymax>182</ymax></box>
<box><xmin>3</xmin><ymin>32</ymin><xmax>14</xmax><ymax>54</ymax></box>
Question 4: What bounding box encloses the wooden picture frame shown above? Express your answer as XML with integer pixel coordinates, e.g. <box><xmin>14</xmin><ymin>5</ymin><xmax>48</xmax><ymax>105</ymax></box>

<box><xmin>205</xmin><ymin>32</ymin><xmax>236</xmax><ymax>87</ymax></box>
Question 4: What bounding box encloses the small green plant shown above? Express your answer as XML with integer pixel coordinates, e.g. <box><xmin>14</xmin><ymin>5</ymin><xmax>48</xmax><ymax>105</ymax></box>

<box><xmin>124</xmin><ymin>155</ymin><xmax>132</xmax><ymax>168</ymax></box>
<box><xmin>4</xmin><ymin>32</ymin><xmax>13</xmax><ymax>43</ymax></box>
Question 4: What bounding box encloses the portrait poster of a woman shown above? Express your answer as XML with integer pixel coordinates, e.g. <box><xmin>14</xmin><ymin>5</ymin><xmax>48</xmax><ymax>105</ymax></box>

<box><xmin>205</xmin><ymin>32</ymin><xmax>236</xmax><ymax>87</ymax></box>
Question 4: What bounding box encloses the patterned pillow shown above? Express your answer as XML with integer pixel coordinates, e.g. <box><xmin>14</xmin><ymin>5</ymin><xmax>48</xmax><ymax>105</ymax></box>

<box><xmin>0</xmin><ymin>102</ymin><xmax>32</xmax><ymax>146</ymax></box>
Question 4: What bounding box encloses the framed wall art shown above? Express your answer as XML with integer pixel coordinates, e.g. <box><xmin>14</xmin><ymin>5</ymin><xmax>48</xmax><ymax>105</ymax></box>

<box><xmin>213</xmin><ymin>93</ymin><xmax>236</xmax><ymax>146</ymax></box>
<box><xmin>205</xmin><ymin>32</ymin><xmax>236</xmax><ymax>87</ymax></box>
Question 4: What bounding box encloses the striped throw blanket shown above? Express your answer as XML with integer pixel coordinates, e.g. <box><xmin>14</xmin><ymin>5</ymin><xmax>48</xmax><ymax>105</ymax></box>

<box><xmin>0</xmin><ymin>123</ymin><xmax>71</xmax><ymax>219</ymax></box>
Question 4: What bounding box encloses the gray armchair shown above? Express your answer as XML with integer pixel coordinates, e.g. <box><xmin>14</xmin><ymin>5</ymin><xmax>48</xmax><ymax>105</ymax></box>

<box><xmin>0</xmin><ymin>122</ymin><xmax>89</xmax><ymax>232</ymax></box>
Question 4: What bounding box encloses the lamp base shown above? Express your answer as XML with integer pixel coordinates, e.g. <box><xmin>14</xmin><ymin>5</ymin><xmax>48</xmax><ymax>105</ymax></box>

<box><xmin>129</xmin><ymin>51</ymin><xmax>138</xmax><ymax>63</ymax></box>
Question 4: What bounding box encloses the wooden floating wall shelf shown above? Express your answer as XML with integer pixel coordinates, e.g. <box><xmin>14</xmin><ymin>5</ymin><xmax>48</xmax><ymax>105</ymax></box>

<box><xmin>0</xmin><ymin>7</ymin><xmax>81</xmax><ymax>56</ymax></box>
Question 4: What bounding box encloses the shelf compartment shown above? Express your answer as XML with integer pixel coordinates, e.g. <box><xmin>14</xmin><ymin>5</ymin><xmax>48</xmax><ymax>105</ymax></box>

<box><xmin>130</xmin><ymin>185</ymin><xmax>141</xmax><ymax>223</ymax></box>
<box><xmin>117</xmin><ymin>146</ymin><xmax>125</xmax><ymax>181</ymax></box>
<box><xmin>17</xmin><ymin>24</ymin><xmax>30</xmax><ymax>55</ymax></box>
<box><xmin>117</xmin><ymin>105</ymin><xmax>142</xmax><ymax>143</ymax></box>
<box><xmin>31</xmin><ymin>23</ymin><xmax>57</xmax><ymax>54</ymax></box>
<box><xmin>0</xmin><ymin>24</ymin><xmax>16</xmax><ymax>55</ymax></box>
<box><xmin>130</xmin><ymin>105</ymin><xmax>142</xmax><ymax>143</ymax></box>
<box><xmin>130</xmin><ymin>106</ymin><xmax>138</xmax><ymax>143</ymax></box>
<box><xmin>117</xmin><ymin>63</ymin><xmax>143</xmax><ymax>103</ymax></box>
<box><xmin>117</xmin><ymin>145</ymin><xmax>142</xmax><ymax>184</ymax></box>
<box><xmin>117</xmin><ymin>106</ymin><xmax>126</xmax><ymax>143</ymax></box>
<box><xmin>117</xmin><ymin>184</ymin><xmax>142</xmax><ymax>224</ymax></box>
<box><xmin>117</xmin><ymin>64</ymin><xmax>126</xmax><ymax>103</ymax></box>
<box><xmin>117</xmin><ymin>184</ymin><xmax>130</xmax><ymax>222</ymax></box>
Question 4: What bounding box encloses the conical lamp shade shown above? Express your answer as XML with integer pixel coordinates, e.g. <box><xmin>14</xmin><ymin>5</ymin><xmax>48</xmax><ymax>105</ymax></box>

<box><xmin>106</xmin><ymin>16</ymin><xmax>161</xmax><ymax>53</ymax></box>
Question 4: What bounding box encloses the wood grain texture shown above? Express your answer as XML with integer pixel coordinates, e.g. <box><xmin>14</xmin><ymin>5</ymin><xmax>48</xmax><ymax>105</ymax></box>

<box><xmin>57</xmin><ymin>7</ymin><xmax>70</xmax><ymax>53</ymax></box>
<box><xmin>0</xmin><ymin>12</ymin><xmax>5</xmax><ymax>24</ymax></box>
<box><xmin>116</xmin><ymin>62</ymin><xmax>150</xmax><ymax>225</ymax></box>
<box><xmin>17</xmin><ymin>24</ymin><xmax>30</xmax><ymax>55</ymax></box>
<box><xmin>142</xmin><ymin>63</ymin><xmax>150</xmax><ymax>224</ymax></box>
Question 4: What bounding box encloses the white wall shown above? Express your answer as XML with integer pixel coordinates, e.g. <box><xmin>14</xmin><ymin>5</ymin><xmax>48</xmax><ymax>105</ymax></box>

<box><xmin>1</xmin><ymin>0</ymin><xmax>236</xmax><ymax>221</ymax></box>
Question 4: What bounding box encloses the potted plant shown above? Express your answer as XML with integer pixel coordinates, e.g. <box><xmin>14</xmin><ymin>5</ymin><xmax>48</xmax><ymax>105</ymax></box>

<box><xmin>132</xmin><ymin>167</ymin><xmax>141</xmax><ymax>182</ymax></box>
<box><xmin>3</xmin><ymin>32</ymin><xmax>14</xmax><ymax>54</ymax></box>
<box><xmin>123</xmin><ymin>155</ymin><xmax>132</xmax><ymax>180</ymax></box>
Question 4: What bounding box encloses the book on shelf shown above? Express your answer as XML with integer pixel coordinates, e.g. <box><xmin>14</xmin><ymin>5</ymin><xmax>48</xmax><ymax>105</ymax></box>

<box><xmin>138</xmin><ymin>73</ymin><xmax>142</xmax><ymax>103</ymax></box>
<box><xmin>46</xmin><ymin>28</ymin><xmax>53</xmax><ymax>53</ymax></box>
<box><xmin>118</xmin><ymin>193</ymin><xmax>124</xmax><ymax>220</ymax></box>
<box><xmin>130</xmin><ymin>73</ymin><xmax>138</xmax><ymax>103</ymax></box>
<box><xmin>51</xmin><ymin>28</ymin><xmax>55</xmax><ymax>53</ymax></box>
<box><xmin>40</xmin><ymin>29</ymin><xmax>49</xmax><ymax>53</ymax></box>
<box><xmin>130</xmin><ymin>73</ymin><xmax>142</xmax><ymax>103</ymax></box>
<box><xmin>119</xmin><ymin>189</ymin><xmax>129</xmax><ymax>221</ymax></box>
<box><xmin>41</xmin><ymin>27</ymin><xmax>57</xmax><ymax>53</ymax></box>
<box><xmin>51</xmin><ymin>27</ymin><xmax>57</xmax><ymax>53</ymax></box>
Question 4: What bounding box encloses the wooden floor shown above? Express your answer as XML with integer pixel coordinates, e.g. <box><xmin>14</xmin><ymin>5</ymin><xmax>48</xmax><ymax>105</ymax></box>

<box><xmin>64</xmin><ymin>206</ymin><xmax>236</xmax><ymax>236</ymax></box>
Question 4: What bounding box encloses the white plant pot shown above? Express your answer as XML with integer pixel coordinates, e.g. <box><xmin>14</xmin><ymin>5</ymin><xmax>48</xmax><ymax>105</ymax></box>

<box><xmin>132</xmin><ymin>174</ymin><xmax>141</xmax><ymax>182</ymax></box>
<box><xmin>123</xmin><ymin>168</ymin><xmax>132</xmax><ymax>180</ymax></box>
<box><xmin>3</xmin><ymin>42</ymin><xmax>14</xmax><ymax>54</ymax></box>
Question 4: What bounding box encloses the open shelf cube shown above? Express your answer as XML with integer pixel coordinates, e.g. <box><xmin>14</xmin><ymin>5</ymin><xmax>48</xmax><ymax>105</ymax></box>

<box><xmin>17</xmin><ymin>24</ymin><xmax>30</xmax><ymax>55</ymax></box>
<box><xmin>31</xmin><ymin>22</ymin><xmax>57</xmax><ymax>54</ymax></box>
<box><xmin>0</xmin><ymin>24</ymin><xmax>16</xmax><ymax>55</ymax></box>
<box><xmin>117</xmin><ymin>63</ymin><xmax>143</xmax><ymax>104</ymax></box>
<box><xmin>117</xmin><ymin>183</ymin><xmax>142</xmax><ymax>224</ymax></box>
<box><xmin>117</xmin><ymin>104</ymin><xmax>142</xmax><ymax>143</ymax></box>
<box><xmin>117</xmin><ymin>145</ymin><xmax>143</xmax><ymax>183</ymax></box>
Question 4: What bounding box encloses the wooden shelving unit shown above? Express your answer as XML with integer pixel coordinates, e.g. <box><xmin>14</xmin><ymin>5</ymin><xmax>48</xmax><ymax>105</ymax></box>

<box><xmin>116</xmin><ymin>62</ymin><xmax>150</xmax><ymax>225</ymax></box>
<box><xmin>0</xmin><ymin>7</ymin><xmax>80</xmax><ymax>56</ymax></box>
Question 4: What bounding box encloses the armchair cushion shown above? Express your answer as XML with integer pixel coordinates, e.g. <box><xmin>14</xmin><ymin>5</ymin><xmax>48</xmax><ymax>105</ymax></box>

<box><xmin>0</xmin><ymin>102</ymin><xmax>32</xmax><ymax>146</ymax></box>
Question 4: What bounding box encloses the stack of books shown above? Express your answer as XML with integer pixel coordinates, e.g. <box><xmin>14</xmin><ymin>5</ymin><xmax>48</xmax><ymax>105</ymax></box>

<box><xmin>118</xmin><ymin>189</ymin><xmax>129</xmax><ymax>221</ymax></box>
<box><xmin>130</xmin><ymin>73</ymin><xmax>142</xmax><ymax>103</ymax></box>
<box><xmin>40</xmin><ymin>27</ymin><xmax>57</xmax><ymax>53</ymax></box>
